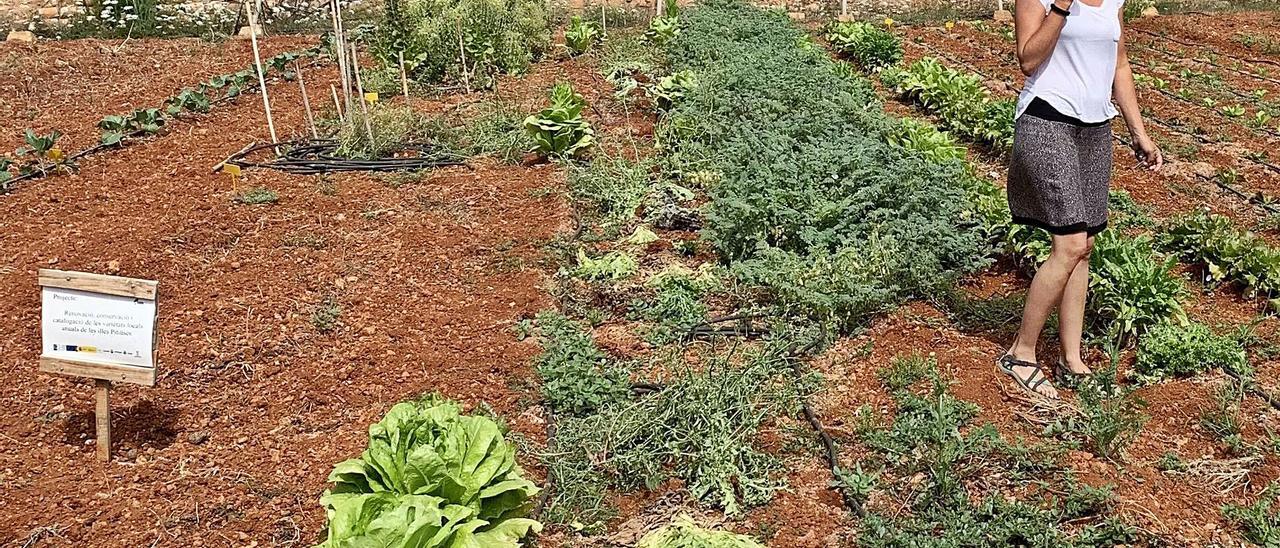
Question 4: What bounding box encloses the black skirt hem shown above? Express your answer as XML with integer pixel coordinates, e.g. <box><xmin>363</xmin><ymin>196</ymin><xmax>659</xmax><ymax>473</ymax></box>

<box><xmin>1012</xmin><ymin>215</ymin><xmax>1108</xmax><ymax>237</ymax></box>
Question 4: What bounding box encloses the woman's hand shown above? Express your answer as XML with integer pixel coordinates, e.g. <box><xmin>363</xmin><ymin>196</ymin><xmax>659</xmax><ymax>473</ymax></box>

<box><xmin>1131</xmin><ymin>133</ymin><xmax>1163</xmax><ymax>171</ymax></box>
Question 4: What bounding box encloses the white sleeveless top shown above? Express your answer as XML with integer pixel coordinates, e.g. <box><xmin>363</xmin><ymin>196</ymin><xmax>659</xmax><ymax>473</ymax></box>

<box><xmin>1015</xmin><ymin>0</ymin><xmax>1124</xmax><ymax>123</ymax></box>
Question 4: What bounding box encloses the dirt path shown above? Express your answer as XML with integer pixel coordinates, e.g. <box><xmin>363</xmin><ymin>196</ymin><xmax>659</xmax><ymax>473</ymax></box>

<box><xmin>0</xmin><ymin>42</ymin><xmax>584</xmax><ymax>546</ymax></box>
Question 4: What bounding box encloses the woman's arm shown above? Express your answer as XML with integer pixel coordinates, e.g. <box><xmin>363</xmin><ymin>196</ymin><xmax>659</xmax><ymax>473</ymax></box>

<box><xmin>1112</xmin><ymin>12</ymin><xmax>1163</xmax><ymax>170</ymax></box>
<box><xmin>1015</xmin><ymin>0</ymin><xmax>1073</xmax><ymax>75</ymax></box>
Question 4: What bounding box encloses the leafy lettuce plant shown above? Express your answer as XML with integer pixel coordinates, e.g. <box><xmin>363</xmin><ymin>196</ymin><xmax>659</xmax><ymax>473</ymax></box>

<box><xmin>1160</xmin><ymin>211</ymin><xmax>1280</xmax><ymax>311</ymax></box>
<box><xmin>523</xmin><ymin>82</ymin><xmax>595</xmax><ymax>157</ymax></box>
<box><xmin>646</xmin><ymin>70</ymin><xmax>697</xmax><ymax>112</ymax></box>
<box><xmin>645</xmin><ymin>0</ymin><xmax>680</xmax><ymax>46</ymax></box>
<box><xmin>320</xmin><ymin>398</ymin><xmax>541</xmax><ymax>547</ymax></box>
<box><xmin>884</xmin><ymin>57</ymin><xmax>1014</xmax><ymax>150</ymax></box>
<box><xmin>565</xmin><ymin>15</ymin><xmax>601</xmax><ymax>55</ymax></box>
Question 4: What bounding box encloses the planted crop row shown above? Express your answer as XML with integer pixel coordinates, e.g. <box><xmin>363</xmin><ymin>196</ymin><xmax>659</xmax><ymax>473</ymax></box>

<box><xmin>0</xmin><ymin>47</ymin><xmax>323</xmax><ymax>192</ymax></box>
<box><xmin>882</xmin><ymin>57</ymin><xmax>1016</xmax><ymax>151</ymax></box>
<box><xmin>658</xmin><ymin>0</ymin><xmax>986</xmax><ymax>332</ymax></box>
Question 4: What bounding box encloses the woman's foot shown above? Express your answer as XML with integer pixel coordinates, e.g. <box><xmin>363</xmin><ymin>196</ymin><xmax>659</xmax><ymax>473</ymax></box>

<box><xmin>1056</xmin><ymin>355</ymin><xmax>1093</xmax><ymax>389</ymax></box>
<box><xmin>997</xmin><ymin>351</ymin><xmax>1059</xmax><ymax>400</ymax></box>
<box><xmin>1061</xmin><ymin>354</ymin><xmax>1093</xmax><ymax>376</ymax></box>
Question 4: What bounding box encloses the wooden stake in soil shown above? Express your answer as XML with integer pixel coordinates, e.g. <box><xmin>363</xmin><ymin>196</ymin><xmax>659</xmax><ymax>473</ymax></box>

<box><xmin>458</xmin><ymin>22</ymin><xmax>470</xmax><ymax>91</ymax></box>
<box><xmin>351</xmin><ymin>43</ymin><xmax>376</xmax><ymax>148</ymax></box>
<box><xmin>600</xmin><ymin>5</ymin><xmax>606</xmax><ymax>37</ymax></box>
<box><xmin>330</xmin><ymin>0</ymin><xmax>352</xmax><ymax>118</ymax></box>
<box><xmin>296</xmin><ymin>61</ymin><xmax>318</xmax><ymax>139</ymax></box>
<box><xmin>244</xmin><ymin>0</ymin><xmax>278</xmax><ymax>143</ymax></box>
<box><xmin>330</xmin><ymin>84</ymin><xmax>345</xmax><ymax>122</ymax></box>
<box><xmin>398</xmin><ymin>51</ymin><xmax>409</xmax><ymax>98</ymax></box>
<box><xmin>95</xmin><ymin>379</ymin><xmax>111</xmax><ymax>462</ymax></box>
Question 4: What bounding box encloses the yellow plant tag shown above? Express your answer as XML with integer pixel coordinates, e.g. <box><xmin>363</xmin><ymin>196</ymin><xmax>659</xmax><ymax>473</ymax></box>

<box><xmin>945</xmin><ymin>21</ymin><xmax>955</xmax><ymax>30</ymax></box>
<box><xmin>222</xmin><ymin>164</ymin><xmax>242</xmax><ymax>177</ymax></box>
<box><xmin>883</xmin><ymin>17</ymin><xmax>894</xmax><ymax>27</ymax></box>
<box><xmin>364</xmin><ymin>92</ymin><xmax>379</xmax><ymax>104</ymax></box>
<box><xmin>48</xmin><ymin>147</ymin><xmax>63</xmax><ymax>161</ymax></box>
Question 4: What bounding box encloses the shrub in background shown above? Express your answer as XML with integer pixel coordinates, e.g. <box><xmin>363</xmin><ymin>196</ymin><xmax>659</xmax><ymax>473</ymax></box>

<box><xmin>373</xmin><ymin>0</ymin><xmax>550</xmax><ymax>88</ymax></box>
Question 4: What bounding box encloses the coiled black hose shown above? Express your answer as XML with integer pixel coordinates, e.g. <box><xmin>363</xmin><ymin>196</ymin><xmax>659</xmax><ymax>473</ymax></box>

<box><xmin>225</xmin><ymin>139</ymin><xmax>468</xmax><ymax>175</ymax></box>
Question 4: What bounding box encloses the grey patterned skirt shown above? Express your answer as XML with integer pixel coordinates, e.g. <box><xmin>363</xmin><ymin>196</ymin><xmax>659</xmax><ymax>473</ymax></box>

<box><xmin>1007</xmin><ymin>114</ymin><xmax>1113</xmax><ymax>236</ymax></box>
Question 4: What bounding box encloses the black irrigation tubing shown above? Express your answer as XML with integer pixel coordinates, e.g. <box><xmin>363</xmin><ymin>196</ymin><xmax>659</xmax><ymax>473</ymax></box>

<box><xmin>529</xmin><ymin>418</ymin><xmax>556</xmax><ymax>522</ymax></box>
<box><xmin>1199</xmin><ymin>173</ymin><xmax>1280</xmax><ymax>216</ymax></box>
<box><xmin>225</xmin><ymin>140</ymin><xmax>468</xmax><ymax>175</ymax></box>
<box><xmin>1222</xmin><ymin>367</ymin><xmax>1280</xmax><ymax>412</ymax></box>
<box><xmin>681</xmin><ymin>311</ymin><xmax>776</xmax><ymax>341</ymax></box>
<box><xmin>944</xmin><ymin>29</ymin><xmax>1280</xmax><ymax>140</ymax></box>
<box><xmin>911</xmin><ymin>38</ymin><xmax>1280</xmax><ymax>177</ymax></box>
<box><xmin>1129</xmin><ymin>26</ymin><xmax>1280</xmax><ymax>70</ymax></box>
<box><xmin>779</xmin><ymin>327</ymin><xmax>865</xmax><ymax>517</ymax></box>
<box><xmin>1129</xmin><ymin>29</ymin><xmax>1280</xmax><ymax>88</ymax></box>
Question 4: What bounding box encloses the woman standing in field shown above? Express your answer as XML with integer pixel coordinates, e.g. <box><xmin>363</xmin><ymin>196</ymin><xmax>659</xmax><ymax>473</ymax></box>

<box><xmin>997</xmin><ymin>0</ymin><xmax>1163</xmax><ymax>399</ymax></box>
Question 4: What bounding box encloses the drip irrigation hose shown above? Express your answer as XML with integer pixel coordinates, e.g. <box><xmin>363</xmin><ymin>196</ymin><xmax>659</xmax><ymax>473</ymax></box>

<box><xmin>224</xmin><ymin>140</ymin><xmax>467</xmax><ymax>175</ymax></box>
<box><xmin>938</xmin><ymin>31</ymin><xmax>1280</xmax><ymax>141</ymax></box>
<box><xmin>529</xmin><ymin>418</ymin><xmax>557</xmax><ymax>522</ymax></box>
<box><xmin>1131</xmin><ymin>28</ymin><xmax>1280</xmax><ymax>82</ymax></box>
<box><xmin>909</xmin><ymin>36</ymin><xmax>1280</xmax><ymax>179</ymax></box>
<box><xmin>529</xmin><ymin>315</ymin><xmax>859</xmax><ymax>520</ymax></box>
<box><xmin>1198</xmin><ymin>173</ymin><xmax>1280</xmax><ymax>216</ymax></box>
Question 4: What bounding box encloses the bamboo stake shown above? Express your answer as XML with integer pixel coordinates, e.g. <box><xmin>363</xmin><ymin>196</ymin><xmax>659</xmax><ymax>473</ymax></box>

<box><xmin>398</xmin><ymin>51</ymin><xmax>409</xmax><ymax>98</ymax></box>
<box><xmin>330</xmin><ymin>84</ymin><xmax>344</xmax><ymax>122</ymax></box>
<box><xmin>351</xmin><ymin>43</ymin><xmax>376</xmax><ymax>148</ymax></box>
<box><xmin>330</xmin><ymin>0</ymin><xmax>352</xmax><ymax>117</ymax></box>
<box><xmin>457</xmin><ymin>22</ymin><xmax>470</xmax><ymax>91</ymax></box>
<box><xmin>335</xmin><ymin>0</ymin><xmax>354</xmax><ymax>114</ymax></box>
<box><xmin>245</xmin><ymin>0</ymin><xmax>278</xmax><ymax>143</ymax></box>
<box><xmin>296</xmin><ymin>61</ymin><xmax>318</xmax><ymax>139</ymax></box>
<box><xmin>600</xmin><ymin>5</ymin><xmax>606</xmax><ymax>37</ymax></box>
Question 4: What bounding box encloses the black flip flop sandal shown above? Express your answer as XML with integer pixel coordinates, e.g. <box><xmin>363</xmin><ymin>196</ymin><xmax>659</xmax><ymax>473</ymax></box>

<box><xmin>996</xmin><ymin>352</ymin><xmax>1057</xmax><ymax>400</ymax></box>
<box><xmin>1056</xmin><ymin>356</ymin><xmax>1092</xmax><ymax>389</ymax></box>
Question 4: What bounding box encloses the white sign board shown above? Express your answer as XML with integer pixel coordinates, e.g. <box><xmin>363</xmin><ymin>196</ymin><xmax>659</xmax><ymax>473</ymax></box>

<box><xmin>37</xmin><ymin>269</ymin><xmax>159</xmax><ymax>386</ymax></box>
<box><xmin>42</xmin><ymin>286</ymin><xmax>156</xmax><ymax>368</ymax></box>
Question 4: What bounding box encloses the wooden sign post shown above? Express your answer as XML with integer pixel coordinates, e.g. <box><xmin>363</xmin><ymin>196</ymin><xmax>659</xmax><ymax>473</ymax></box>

<box><xmin>38</xmin><ymin>269</ymin><xmax>158</xmax><ymax>462</ymax></box>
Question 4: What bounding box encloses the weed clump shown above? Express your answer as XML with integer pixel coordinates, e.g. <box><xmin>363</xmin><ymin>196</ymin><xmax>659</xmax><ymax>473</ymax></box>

<box><xmin>1136</xmin><ymin>322</ymin><xmax>1249</xmax><ymax>382</ymax></box>
<box><xmin>234</xmin><ymin>187</ymin><xmax>278</xmax><ymax>205</ymax></box>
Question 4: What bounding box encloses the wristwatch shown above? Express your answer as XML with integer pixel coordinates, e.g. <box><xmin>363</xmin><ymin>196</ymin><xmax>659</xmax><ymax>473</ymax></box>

<box><xmin>1050</xmin><ymin>2</ymin><xmax>1071</xmax><ymax>16</ymax></box>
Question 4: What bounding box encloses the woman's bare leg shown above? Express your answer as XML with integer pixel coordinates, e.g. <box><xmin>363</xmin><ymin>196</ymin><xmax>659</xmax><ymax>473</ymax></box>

<box><xmin>1058</xmin><ymin>236</ymin><xmax>1095</xmax><ymax>375</ymax></box>
<box><xmin>1006</xmin><ymin>233</ymin><xmax>1093</xmax><ymax>398</ymax></box>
